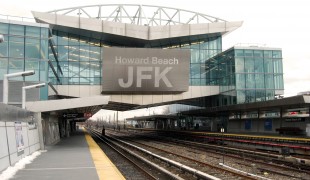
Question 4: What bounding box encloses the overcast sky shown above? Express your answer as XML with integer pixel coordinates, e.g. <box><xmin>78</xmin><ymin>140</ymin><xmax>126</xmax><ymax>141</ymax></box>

<box><xmin>1</xmin><ymin>0</ymin><xmax>309</xmax><ymax>98</ymax></box>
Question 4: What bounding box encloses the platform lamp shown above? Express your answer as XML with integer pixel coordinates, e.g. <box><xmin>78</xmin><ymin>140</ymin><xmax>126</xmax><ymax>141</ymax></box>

<box><xmin>22</xmin><ymin>83</ymin><xmax>46</xmax><ymax>109</ymax></box>
<box><xmin>3</xmin><ymin>70</ymin><xmax>35</xmax><ymax>104</ymax></box>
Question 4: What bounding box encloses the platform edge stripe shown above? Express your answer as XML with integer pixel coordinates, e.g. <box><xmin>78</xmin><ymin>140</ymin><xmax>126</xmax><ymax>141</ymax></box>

<box><xmin>83</xmin><ymin>130</ymin><xmax>125</xmax><ymax>180</ymax></box>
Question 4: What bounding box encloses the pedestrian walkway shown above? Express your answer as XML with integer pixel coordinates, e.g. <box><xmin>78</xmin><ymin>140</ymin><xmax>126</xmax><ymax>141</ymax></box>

<box><xmin>11</xmin><ymin>129</ymin><xmax>124</xmax><ymax>180</ymax></box>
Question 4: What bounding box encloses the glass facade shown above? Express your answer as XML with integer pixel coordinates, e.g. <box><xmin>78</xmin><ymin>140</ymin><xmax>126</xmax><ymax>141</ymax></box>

<box><xmin>1</xmin><ymin>19</ymin><xmax>283</xmax><ymax>107</ymax></box>
<box><xmin>210</xmin><ymin>47</ymin><xmax>284</xmax><ymax>105</ymax></box>
<box><xmin>0</xmin><ymin>22</ymin><xmax>49</xmax><ymax>99</ymax></box>
<box><xmin>49</xmin><ymin>30</ymin><xmax>102</xmax><ymax>85</ymax></box>
<box><xmin>50</xmin><ymin>30</ymin><xmax>222</xmax><ymax>86</ymax></box>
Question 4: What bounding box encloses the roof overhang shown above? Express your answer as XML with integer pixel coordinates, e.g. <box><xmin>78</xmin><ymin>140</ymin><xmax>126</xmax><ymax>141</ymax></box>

<box><xmin>182</xmin><ymin>95</ymin><xmax>310</xmax><ymax>116</ymax></box>
<box><xmin>25</xmin><ymin>95</ymin><xmax>110</xmax><ymax>113</ymax></box>
<box><xmin>32</xmin><ymin>11</ymin><xmax>242</xmax><ymax>46</ymax></box>
<box><xmin>126</xmin><ymin>114</ymin><xmax>179</xmax><ymax>121</ymax></box>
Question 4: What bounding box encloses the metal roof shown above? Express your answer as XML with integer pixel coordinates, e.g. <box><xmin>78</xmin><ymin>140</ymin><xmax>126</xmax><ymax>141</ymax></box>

<box><xmin>182</xmin><ymin>95</ymin><xmax>310</xmax><ymax>116</ymax></box>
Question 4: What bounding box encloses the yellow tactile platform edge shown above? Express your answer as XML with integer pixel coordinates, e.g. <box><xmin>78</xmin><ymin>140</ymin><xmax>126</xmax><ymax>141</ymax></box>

<box><xmin>83</xmin><ymin>128</ymin><xmax>125</xmax><ymax>180</ymax></box>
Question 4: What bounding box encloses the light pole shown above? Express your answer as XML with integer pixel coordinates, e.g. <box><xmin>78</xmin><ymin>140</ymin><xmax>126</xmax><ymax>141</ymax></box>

<box><xmin>3</xmin><ymin>70</ymin><xmax>35</xmax><ymax>104</ymax></box>
<box><xmin>22</xmin><ymin>83</ymin><xmax>46</xmax><ymax>109</ymax></box>
<box><xmin>220</xmin><ymin>127</ymin><xmax>225</xmax><ymax>164</ymax></box>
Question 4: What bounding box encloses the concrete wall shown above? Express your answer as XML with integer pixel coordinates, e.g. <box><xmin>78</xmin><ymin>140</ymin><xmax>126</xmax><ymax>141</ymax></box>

<box><xmin>0</xmin><ymin>104</ymin><xmax>40</xmax><ymax>172</ymax></box>
<box><xmin>0</xmin><ymin>122</ymin><xmax>40</xmax><ymax>172</ymax></box>
<box><xmin>42</xmin><ymin>113</ymin><xmax>60</xmax><ymax>145</ymax></box>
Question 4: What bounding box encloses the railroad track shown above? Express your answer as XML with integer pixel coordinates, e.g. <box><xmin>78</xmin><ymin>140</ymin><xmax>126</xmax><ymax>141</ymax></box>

<box><xmin>89</xmin><ymin>128</ymin><xmax>258</xmax><ymax>179</ymax></box>
<box><xmin>106</xmin><ymin>128</ymin><xmax>310</xmax><ymax>179</ymax></box>
<box><xmin>88</xmin><ymin>128</ymin><xmax>221</xmax><ymax>179</ymax></box>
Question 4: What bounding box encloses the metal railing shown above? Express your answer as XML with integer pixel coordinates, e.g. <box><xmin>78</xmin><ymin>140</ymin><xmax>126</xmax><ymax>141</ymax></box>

<box><xmin>0</xmin><ymin>14</ymin><xmax>35</xmax><ymax>23</ymax></box>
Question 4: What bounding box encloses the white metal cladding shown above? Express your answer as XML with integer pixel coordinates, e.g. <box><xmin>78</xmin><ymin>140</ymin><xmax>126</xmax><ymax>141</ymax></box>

<box><xmin>47</xmin><ymin>4</ymin><xmax>226</xmax><ymax>26</ymax></box>
<box><xmin>49</xmin><ymin>85</ymin><xmax>220</xmax><ymax>106</ymax></box>
<box><xmin>32</xmin><ymin>11</ymin><xmax>243</xmax><ymax>41</ymax></box>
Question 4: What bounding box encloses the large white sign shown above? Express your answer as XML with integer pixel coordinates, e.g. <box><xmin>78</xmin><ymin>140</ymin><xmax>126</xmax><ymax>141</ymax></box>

<box><xmin>102</xmin><ymin>47</ymin><xmax>190</xmax><ymax>93</ymax></box>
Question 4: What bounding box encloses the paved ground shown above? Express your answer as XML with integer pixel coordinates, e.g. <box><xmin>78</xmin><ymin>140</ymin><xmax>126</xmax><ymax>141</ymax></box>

<box><xmin>12</xmin><ymin>130</ymin><xmax>99</xmax><ymax>180</ymax></box>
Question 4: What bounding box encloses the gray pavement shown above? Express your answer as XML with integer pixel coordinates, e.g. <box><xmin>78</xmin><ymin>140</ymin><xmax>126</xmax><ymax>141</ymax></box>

<box><xmin>12</xmin><ymin>130</ymin><xmax>99</xmax><ymax>180</ymax></box>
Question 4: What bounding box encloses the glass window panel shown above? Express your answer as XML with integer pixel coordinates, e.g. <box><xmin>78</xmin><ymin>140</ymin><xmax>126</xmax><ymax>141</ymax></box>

<box><xmin>9</xmin><ymin>38</ymin><xmax>24</xmax><ymax>58</ymax></box>
<box><xmin>59</xmin><ymin>61</ymin><xmax>69</xmax><ymax>77</ymax></box>
<box><xmin>8</xmin><ymin>59</ymin><xmax>24</xmax><ymax>80</ymax></box>
<box><xmin>253</xmin><ymin>50</ymin><xmax>263</xmax><ymax>57</ymax></box>
<box><xmin>237</xmin><ymin>90</ymin><xmax>245</xmax><ymax>104</ymax></box>
<box><xmin>57</xmin><ymin>31</ymin><xmax>68</xmax><ymax>45</ymax></box>
<box><xmin>0</xmin><ymin>23</ymin><xmax>9</xmax><ymax>34</ymax></box>
<box><xmin>49</xmin><ymin>61</ymin><xmax>57</xmax><ymax>77</ymax></box>
<box><xmin>274</xmin><ymin>74</ymin><xmax>284</xmax><ymax>89</ymax></box>
<box><xmin>80</xmin><ymin>46</ymin><xmax>89</xmax><ymax>61</ymax></box>
<box><xmin>255</xmin><ymin>74</ymin><xmax>265</xmax><ymax>89</ymax></box>
<box><xmin>69</xmin><ymin>34</ymin><xmax>79</xmax><ymax>46</ymax></box>
<box><xmin>200</xmin><ymin>78</ymin><xmax>206</xmax><ymax>85</ymax></box>
<box><xmin>191</xmin><ymin>79</ymin><xmax>200</xmax><ymax>85</ymax></box>
<box><xmin>92</xmin><ymin>78</ymin><xmax>101</xmax><ymax>85</ymax></box>
<box><xmin>265</xmin><ymin>74</ymin><xmax>274</xmax><ymax>89</ymax></box>
<box><xmin>26</xmin><ymin>26</ymin><xmax>40</xmax><ymax>38</ymax></box>
<box><xmin>254</xmin><ymin>58</ymin><xmax>264</xmax><ymax>73</ymax></box>
<box><xmin>235</xmin><ymin>49</ymin><xmax>244</xmax><ymax>57</ymax></box>
<box><xmin>80</xmin><ymin>77</ymin><xmax>91</xmax><ymax>85</ymax></box>
<box><xmin>244</xmin><ymin>57</ymin><xmax>254</xmax><ymax>73</ymax></box>
<box><xmin>69</xmin><ymin>62</ymin><xmax>79</xmax><ymax>77</ymax></box>
<box><xmin>40</xmin><ymin>60</ymin><xmax>48</xmax><ymax>81</ymax></box>
<box><xmin>264</xmin><ymin>58</ymin><xmax>273</xmax><ymax>73</ymax></box>
<box><xmin>0</xmin><ymin>58</ymin><xmax>8</xmax><ymax>79</ymax></box>
<box><xmin>244</xmin><ymin>50</ymin><xmax>253</xmax><ymax>57</ymax></box>
<box><xmin>10</xmin><ymin>24</ymin><xmax>24</xmax><ymax>36</ymax></box>
<box><xmin>59</xmin><ymin>77</ymin><xmax>69</xmax><ymax>84</ymax></box>
<box><xmin>41</xmin><ymin>40</ymin><xmax>48</xmax><ymax>59</ymax></box>
<box><xmin>48</xmin><ymin>46</ymin><xmax>56</xmax><ymax>61</ymax></box>
<box><xmin>0</xmin><ymin>35</ymin><xmax>8</xmax><ymax>57</ymax></box>
<box><xmin>25</xmin><ymin>60</ymin><xmax>39</xmax><ymax>70</ymax></box>
<box><xmin>200</xmin><ymin>64</ymin><xmax>206</xmax><ymax>78</ymax></box>
<box><xmin>25</xmin><ymin>59</ymin><xmax>40</xmax><ymax>82</ymax></box>
<box><xmin>264</xmin><ymin>50</ymin><xmax>272</xmax><ymax>58</ymax></box>
<box><xmin>266</xmin><ymin>90</ymin><xmax>275</xmax><ymax>100</ymax></box>
<box><xmin>235</xmin><ymin>57</ymin><xmax>244</xmax><ymax>72</ymax></box>
<box><xmin>58</xmin><ymin>46</ymin><xmax>68</xmax><ymax>61</ymax></box>
<box><xmin>199</xmin><ymin>49</ymin><xmax>208</xmax><ymax>63</ymax></box>
<box><xmin>25</xmin><ymin>38</ymin><xmax>40</xmax><ymax>59</ymax></box>
<box><xmin>69</xmin><ymin>47</ymin><xmax>79</xmax><ymax>61</ymax></box>
<box><xmin>236</xmin><ymin>74</ymin><xmax>245</xmax><ymax>89</ymax></box>
<box><xmin>256</xmin><ymin>90</ymin><xmax>266</xmax><ymax>102</ymax></box>
<box><xmin>245</xmin><ymin>74</ymin><xmax>255</xmax><ymax>89</ymax></box>
<box><xmin>190</xmin><ymin>43</ymin><xmax>199</xmax><ymax>49</ymax></box>
<box><xmin>190</xmin><ymin>63</ymin><xmax>200</xmax><ymax>78</ymax></box>
<box><xmin>191</xmin><ymin>49</ymin><xmax>199</xmax><ymax>63</ymax></box>
<box><xmin>89</xmin><ymin>62</ymin><xmax>101</xmax><ymax>77</ymax></box>
<box><xmin>273</xmin><ymin>59</ymin><xmax>283</xmax><ymax>73</ymax></box>
<box><xmin>89</xmin><ymin>46</ymin><xmax>101</xmax><ymax>61</ymax></box>
<box><xmin>80</xmin><ymin>61</ymin><xmax>90</xmax><ymax>77</ymax></box>
<box><xmin>41</xmin><ymin>28</ymin><xmax>48</xmax><ymax>38</ymax></box>
<box><xmin>69</xmin><ymin>77</ymin><xmax>79</xmax><ymax>84</ymax></box>
<box><xmin>245</xmin><ymin>90</ymin><xmax>255</xmax><ymax>103</ymax></box>
<box><xmin>200</xmin><ymin>42</ymin><xmax>208</xmax><ymax>49</ymax></box>
<box><xmin>272</xmin><ymin>50</ymin><xmax>282</xmax><ymax>58</ymax></box>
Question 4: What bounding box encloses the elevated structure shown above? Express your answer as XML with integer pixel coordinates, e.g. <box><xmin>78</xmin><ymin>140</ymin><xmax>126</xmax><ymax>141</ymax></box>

<box><xmin>0</xmin><ymin>4</ymin><xmax>288</xmax><ymax>139</ymax></box>
<box><xmin>29</xmin><ymin>4</ymin><xmax>245</xmax><ymax>111</ymax></box>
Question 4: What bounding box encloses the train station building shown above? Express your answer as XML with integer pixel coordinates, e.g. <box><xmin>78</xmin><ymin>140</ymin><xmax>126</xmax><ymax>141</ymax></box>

<box><xmin>0</xmin><ymin>4</ymin><xmax>309</xmax><ymax>159</ymax></box>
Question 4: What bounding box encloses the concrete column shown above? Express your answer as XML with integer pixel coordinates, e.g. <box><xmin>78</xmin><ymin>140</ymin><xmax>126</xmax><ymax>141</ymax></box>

<box><xmin>35</xmin><ymin>112</ymin><xmax>45</xmax><ymax>150</ymax></box>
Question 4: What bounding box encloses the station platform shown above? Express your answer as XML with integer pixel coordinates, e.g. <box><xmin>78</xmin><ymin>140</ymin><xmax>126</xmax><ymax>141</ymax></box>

<box><xmin>11</xmin><ymin>129</ymin><xmax>125</xmax><ymax>180</ymax></box>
